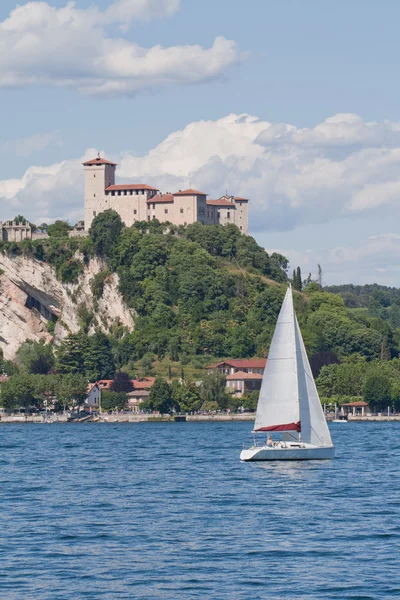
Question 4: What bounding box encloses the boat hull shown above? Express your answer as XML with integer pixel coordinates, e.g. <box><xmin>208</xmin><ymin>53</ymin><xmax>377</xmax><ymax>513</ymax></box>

<box><xmin>240</xmin><ymin>442</ymin><xmax>334</xmax><ymax>461</ymax></box>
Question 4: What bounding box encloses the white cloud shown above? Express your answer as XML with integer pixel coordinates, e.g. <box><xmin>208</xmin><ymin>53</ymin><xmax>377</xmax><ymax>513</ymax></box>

<box><xmin>0</xmin><ymin>0</ymin><xmax>240</xmax><ymax>96</ymax></box>
<box><xmin>0</xmin><ymin>131</ymin><xmax>61</xmax><ymax>157</ymax></box>
<box><xmin>3</xmin><ymin>112</ymin><xmax>400</xmax><ymax>283</ymax></box>
<box><xmin>274</xmin><ymin>234</ymin><xmax>400</xmax><ymax>286</ymax></box>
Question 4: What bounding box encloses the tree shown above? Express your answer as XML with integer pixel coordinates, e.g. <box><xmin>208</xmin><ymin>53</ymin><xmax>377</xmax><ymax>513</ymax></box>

<box><xmin>48</xmin><ymin>220</ymin><xmax>71</xmax><ymax>237</ymax></box>
<box><xmin>55</xmin><ymin>333</ymin><xmax>88</xmax><ymax>375</ymax></box>
<box><xmin>110</xmin><ymin>371</ymin><xmax>133</xmax><ymax>393</ymax></box>
<box><xmin>381</xmin><ymin>336</ymin><xmax>391</xmax><ymax>361</ymax></box>
<box><xmin>200</xmin><ymin>371</ymin><xmax>230</xmax><ymax>410</ymax></box>
<box><xmin>89</xmin><ymin>210</ymin><xmax>123</xmax><ymax>261</ymax></box>
<box><xmin>16</xmin><ymin>340</ymin><xmax>54</xmax><ymax>375</ymax></box>
<box><xmin>363</xmin><ymin>373</ymin><xmax>392</xmax><ymax>411</ymax></box>
<box><xmin>140</xmin><ymin>354</ymin><xmax>155</xmax><ymax>376</ymax></box>
<box><xmin>101</xmin><ymin>390</ymin><xmax>127</xmax><ymax>411</ymax></box>
<box><xmin>201</xmin><ymin>400</ymin><xmax>219</xmax><ymax>412</ymax></box>
<box><xmin>85</xmin><ymin>331</ymin><xmax>115</xmax><ymax>381</ymax></box>
<box><xmin>148</xmin><ymin>378</ymin><xmax>174</xmax><ymax>413</ymax></box>
<box><xmin>0</xmin><ymin>375</ymin><xmax>36</xmax><ymax>412</ymax></box>
<box><xmin>171</xmin><ymin>379</ymin><xmax>202</xmax><ymax>413</ymax></box>
<box><xmin>296</xmin><ymin>266</ymin><xmax>302</xmax><ymax>291</ymax></box>
<box><xmin>242</xmin><ymin>391</ymin><xmax>259</xmax><ymax>411</ymax></box>
<box><xmin>54</xmin><ymin>374</ymin><xmax>87</xmax><ymax>412</ymax></box>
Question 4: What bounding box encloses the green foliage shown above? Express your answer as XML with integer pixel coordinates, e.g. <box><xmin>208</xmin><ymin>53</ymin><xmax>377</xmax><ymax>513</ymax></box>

<box><xmin>89</xmin><ymin>210</ymin><xmax>123</xmax><ymax>261</ymax></box>
<box><xmin>85</xmin><ymin>331</ymin><xmax>115</xmax><ymax>381</ymax></box>
<box><xmin>364</xmin><ymin>373</ymin><xmax>392</xmax><ymax>411</ymax></box>
<box><xmin>58</xmin><ymin>259</ymin><xmax>83</xmax><ymax>283</ymax></box>
<box><xmin>90</xmin><ymin>270</ymin><xmax>111</xmax><ymax>299</ymax></box>
<box><xmin>0</xmin><ymin>374</ymin><xmax>37</xmax><ymax>411</ymax></box>
<box><xmin>147</xmin><ymin>378</ymin><xmax>175</xmax><ymax>413</ymax></box>
<box><xmin>54</xmin><ymin>373</ymin><xmax>87</xmax><ymax>410</ymax></box>
<box><xmin>48</xmin><ymin>220</ymin><xmax>71</xmax><ymax>238</ymax></box>
<box><xmin>16</xmin><ymin>340</ymin><xmax>54</xmax><ymax>375</ymax></box>
<box><xmin>171</xmin><ymin>380</ymin><xmax>202</xmax><ymax>413</ymax></box>
<box><xmin>101</xmin><ymin>390</ymin><xmax>127</xmax><ymax>411</ymax></box>
<box><xmin>55</xmin><ymin>333</ymin><xmax>89</xmax><ymax>375</ymax></box>
<box><xmin>241</xmin><ymin>391</ymin><xmax>259</xmax><ymax>411</ymax></box>
<box><xmin>200</xmin><ymin>371</ymin><xmax>230</xmax><ymax>410</ymax></box>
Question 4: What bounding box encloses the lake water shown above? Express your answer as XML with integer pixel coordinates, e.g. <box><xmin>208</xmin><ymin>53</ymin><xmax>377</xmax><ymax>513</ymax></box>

<box><xmin>0</xmin><ymin>422</ymin><xmax>399</xmax><ymax>599</ymax></box>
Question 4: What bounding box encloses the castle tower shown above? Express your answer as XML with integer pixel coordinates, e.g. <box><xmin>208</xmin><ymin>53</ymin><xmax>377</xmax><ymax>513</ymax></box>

<box><xmin>83</xmin><ymin>156</ymin><xmax>117</xmax><ymax>230</ymax></box>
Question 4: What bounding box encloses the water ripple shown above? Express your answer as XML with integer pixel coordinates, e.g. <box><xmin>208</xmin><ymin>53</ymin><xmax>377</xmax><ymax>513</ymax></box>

<box><xmin>0</xmin><ymin>422</ymin><xmax>399</xmax><ymax>599</ymax></box>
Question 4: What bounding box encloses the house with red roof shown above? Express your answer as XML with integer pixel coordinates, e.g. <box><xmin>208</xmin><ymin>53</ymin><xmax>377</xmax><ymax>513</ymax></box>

<box><xmin>83</xmin><ymin>155</ymin><xmax>249</xmax><ymax>233</ymax></box>
<box><xmin>206</xmin><ymin>358</ymin><xmax>266</xmax><ymax>398</ymax></box>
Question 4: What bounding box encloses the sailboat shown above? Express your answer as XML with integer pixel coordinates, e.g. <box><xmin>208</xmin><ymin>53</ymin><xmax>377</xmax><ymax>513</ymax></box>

<box><xmin>240</xmin><ymin>286</ymin><xmax>334</xmax><ymax>461</ymax></box>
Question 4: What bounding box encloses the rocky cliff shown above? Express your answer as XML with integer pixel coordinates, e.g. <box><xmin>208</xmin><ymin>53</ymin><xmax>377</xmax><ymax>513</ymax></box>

<box><xmin>0</xmin><ymin>254</ymin><xmax>135</xmax><ymax>359</ymax></box>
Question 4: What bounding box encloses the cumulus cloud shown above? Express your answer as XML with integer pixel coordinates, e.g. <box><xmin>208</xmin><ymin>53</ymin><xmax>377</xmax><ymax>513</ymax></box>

<box><xmin>0</xmin><ymin>0</ymin><xmax>240</xmax><ymax>96</ymax></box>
<box><xmin>3</xmin><ymin>112</ymin><xmax>400</xmax><ymax>236</ymax></box>
<box><xmin>274</xmin><ymin>234</ymin><xmax>400</xmax><ymax>286</ymax></box>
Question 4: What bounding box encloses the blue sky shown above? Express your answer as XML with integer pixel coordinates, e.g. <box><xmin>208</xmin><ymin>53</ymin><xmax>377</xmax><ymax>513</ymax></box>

<box><xmin>2</xmin><ymin>0</ymin><xmax>400</xmax><ymax>284</ymax></box>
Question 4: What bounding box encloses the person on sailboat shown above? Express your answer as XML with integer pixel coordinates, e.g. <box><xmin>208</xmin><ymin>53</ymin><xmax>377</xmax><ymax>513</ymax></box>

<box><xmin>266</xmin><ymin>435</ymin><xmax>273</xmax><ymax>447</ymax></box>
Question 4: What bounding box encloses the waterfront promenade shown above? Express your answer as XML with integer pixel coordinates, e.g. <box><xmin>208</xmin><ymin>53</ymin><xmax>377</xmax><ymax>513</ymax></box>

<box><xmin>1</xmin><ymin>413</ymin><xmax>400</xmax><ymax>423</ymax></box>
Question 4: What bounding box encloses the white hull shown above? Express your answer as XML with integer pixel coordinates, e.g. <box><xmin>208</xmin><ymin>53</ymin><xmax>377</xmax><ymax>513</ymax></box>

<box><xmin>240</xmin><ymin>441</ymin><xmax>334</xmax><ymax>461</ymax></box>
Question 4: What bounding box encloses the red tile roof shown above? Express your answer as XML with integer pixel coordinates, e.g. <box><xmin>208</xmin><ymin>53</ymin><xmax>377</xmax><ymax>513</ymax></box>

<box><xmin>83</xmin><ymin>157</ymin><xmax>117</xmax><ymax>166</ymax></box>
<box><xmin>105</xmin><ymin>184</ymin><xmax>159</xmax><ymax>191</ymax></box>
<box><xmin>173</xmin><ymin>188</ymin><xmax>207</xmax><ymax>196</ymax></box>
<box><xmin>207</xmin><ymin>199</ymin><xmax>236</xmax><ymax>207</ymax></box>
<box><xmin>132</xmin><ymin>377</ymin><xmax>156</xmax><ymax>390</ymax></box>
<box><xmin>206</xmin><ymin>359</ymin><xmax>267</xmax><ymax>369</ymax></box>
<box><xmin>226</xmin><ymin>371</ymin><xmax>263</xmax><ymax>381</ymax></box>
<box><xmin>234</xmin><ymin>197</ymin><xmax>249</xmax><ymax>202</ymax></box>
<box><xmin>148</xmin><ymin>193</ymin><xmax>174</xmax><ymax>203</ymax></box>
<box><xmin>97</xmin><ymin>380</ymin><xmax>113</xmax><ymax>389</ymax></box>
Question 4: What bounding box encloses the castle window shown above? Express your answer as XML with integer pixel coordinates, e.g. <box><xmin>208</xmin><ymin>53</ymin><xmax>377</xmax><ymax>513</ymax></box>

<box><xmin>118</xmin><ymin>191</ymin><xmax>121</xmax><ymax>196</ymax></box>
<box><xmin>112</xmin><ymin>191</ymin><xmax>115</xmax><ymax>196</ymax></box>
<box><xmin>147</xmin><ymin>216</ymin><xmax>150</xmax><ymax>221</ymax></box>
<box><xmin>93</xmin><ymin>211</ymin><xmax>96</xmax><ymax>217</ymax></box>
<box><xmin>134</xmin><ymin>209</ymin><xmax>137</xmax><ymax>215</ymax></box>
<box><xmin>124</xmin><ymin>191</ymin><xmax>127</xmax><ymax>196</ymax></box>
<box><xmin>153</xmin><ymin>203</ymin><xmax>155</xmax><ymax>209</ymax></box>
<box><xmin>227</xmin><ymin>212</ymin><xmax>230</xmax><ymax>219</ymax></box>
<box><xmin>94</xmin><ymin>194</ymin><xmax>96</xmax><ymax>197</ymax></box>
<box><xmin>152</xmin><ymin>215</ymin><xmax>156</xmax><ymax>220</ymax></box>
<box><xmin>94</xmin><ymin>174</ymin><xmax>96</xmax><ymax>178</ymax></box>
<box><xmin>180</xmin><ymin>208</ymin><xmax>184</xmax><ymax>214</ymax></box>
<box><xmin>165</xmin><ymin>209</ymin><xmax>168</xmax><ymax>214</ymax></box>
<box><xmin>240</xmin><ymin>226</ymin><xmax>242</xmax><ymax>230</ymax></box>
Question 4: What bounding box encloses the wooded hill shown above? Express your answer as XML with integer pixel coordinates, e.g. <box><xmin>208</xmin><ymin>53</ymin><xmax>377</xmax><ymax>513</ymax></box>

<box><xmin>1</xmin><ymin>211</ymin><xmax>400</xmax><ymax>410</ymax></box>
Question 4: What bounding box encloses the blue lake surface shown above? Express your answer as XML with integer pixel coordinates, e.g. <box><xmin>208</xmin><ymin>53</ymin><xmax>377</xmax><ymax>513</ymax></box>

<box><xmin>0</xmin><ymin>421</ymin><xmax>399</xmax><ymax>599</ymax></box>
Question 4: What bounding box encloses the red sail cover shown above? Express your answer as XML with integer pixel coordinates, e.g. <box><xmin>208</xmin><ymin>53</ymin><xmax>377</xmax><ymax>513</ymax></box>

<box><xmin>255</xmin><ymin>421</ymin><xmax>301</xmax><ymax>432</ymax></box>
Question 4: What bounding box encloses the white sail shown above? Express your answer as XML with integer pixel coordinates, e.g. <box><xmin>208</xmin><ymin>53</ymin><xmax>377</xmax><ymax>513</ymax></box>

<box><xmin>295</xmin><ymin>315</ymin><xmax>332</xmax><ymax>446</ymax></box>
<box><xmin>254</xmin><ymin>286</ymin><xmax>332</xmax><ymax>448</ymax></box>
<box><xmin>254</xmin><ymin>287</ymin><xmax>300</xmax><ymax>432</ymax></box>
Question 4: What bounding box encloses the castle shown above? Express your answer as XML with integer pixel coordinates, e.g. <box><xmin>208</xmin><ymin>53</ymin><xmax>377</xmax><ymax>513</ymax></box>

<box><xmin>83</xmin><ymin>156</ymin><xmax>249</xmax><ymax>233</ymax></box>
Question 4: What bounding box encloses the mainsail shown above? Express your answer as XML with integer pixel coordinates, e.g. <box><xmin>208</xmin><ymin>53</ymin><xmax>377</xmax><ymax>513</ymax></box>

<box><xmin>254</xmin><ymin>286</ymin><xmax>332</xmax><ymax>447</ymax></box>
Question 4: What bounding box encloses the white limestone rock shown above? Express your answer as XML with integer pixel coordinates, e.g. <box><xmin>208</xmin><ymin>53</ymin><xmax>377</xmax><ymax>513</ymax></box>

<box><xmin>0</xmin><ymin>254</ymin><xmax>135</xmax><ymax>360</ymax></box>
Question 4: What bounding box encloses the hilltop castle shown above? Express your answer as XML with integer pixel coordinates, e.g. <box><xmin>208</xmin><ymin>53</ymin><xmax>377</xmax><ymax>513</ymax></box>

<box><xmin>83</xmin><ymin>156</ymin><xmax>249</xmax><ymax>233</ymax></box>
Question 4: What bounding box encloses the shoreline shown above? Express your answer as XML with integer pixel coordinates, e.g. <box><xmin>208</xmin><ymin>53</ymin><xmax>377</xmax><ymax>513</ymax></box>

<box><xmin>1</xmin><ymin>414</ymin><xmax>400</xmax><ymax>424</ymax></box>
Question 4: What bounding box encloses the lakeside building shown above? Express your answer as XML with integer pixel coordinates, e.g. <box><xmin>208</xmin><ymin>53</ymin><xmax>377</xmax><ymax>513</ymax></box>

<box><xmin>206</xmin><ymin>358</ymin><xmax>266</xmax><ymax>376</ymax></box>
<box><xmin>206</xmin><ymin>358</ymin><xmax>266</xmax><ymax>398</ymax></box>
<box><xmin>83</xmin><ymin>155</ymin><xmax>249</xmax><ymax>233</ymax></box>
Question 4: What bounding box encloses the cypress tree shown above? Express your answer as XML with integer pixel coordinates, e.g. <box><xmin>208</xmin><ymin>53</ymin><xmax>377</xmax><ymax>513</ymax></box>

<box><xmin>296</xmin><ymin>266</ymin><xmax>302</xmax><ymax>291</ymax></box>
